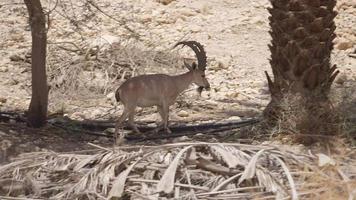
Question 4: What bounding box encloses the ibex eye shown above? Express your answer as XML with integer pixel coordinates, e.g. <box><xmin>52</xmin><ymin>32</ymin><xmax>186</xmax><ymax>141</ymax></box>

<box><xmin>201</xmin><ymin>75</ymin><xmax>205</xmax><ymax>78</ymax></box>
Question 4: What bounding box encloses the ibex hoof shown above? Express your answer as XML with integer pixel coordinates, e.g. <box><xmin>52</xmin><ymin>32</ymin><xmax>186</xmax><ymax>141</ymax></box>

<box><xmin>153</xmin><ymin>128</ymin><xmax>160</xmax><ymax>133</ymax></box>
<box><xmin>114</xmin><ymin>130</ymin><xmax>126</xmax><ymax>146</ymax></box>
<box><xmin>165</xmin><ymin>128</ymin><xmax>172</xmax><ymax>134</ymax></box>
<box><xmin>152</xmin><ymin>127</ymin><xmax>172</xmax><ymax>134</ymax></box>
<box><xmin>115</xmin><ymin>134</ymin><xmax>126</xmax><ymax>145</ymax></box>
<box><xmin>115</xmin><ymin>138</ymin><xmax>126</xmax><ymax>146</ymax></box>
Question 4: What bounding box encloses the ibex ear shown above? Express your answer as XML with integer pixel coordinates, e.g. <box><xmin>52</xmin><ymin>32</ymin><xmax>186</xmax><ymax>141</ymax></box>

<box><xmin>191</xmin><ymin>62</ymin><xmax>197</xmax><ymax>70</ymax></box>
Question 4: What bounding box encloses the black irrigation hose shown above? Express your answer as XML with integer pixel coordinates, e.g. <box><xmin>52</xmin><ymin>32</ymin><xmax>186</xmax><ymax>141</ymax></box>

<box><xmin>126</xmin><ymin>118</ymin><xmax>261</xmax><ymax>141</ymax></box>
<box><xmin>50</xmin><ymin>117</ymin><xmax>261</xmax><ymax>141</ymax></box>
<box><xmin>1</xmin><ymin>112</ymin><xmax>261</xmax><ymax>141</ymax></box>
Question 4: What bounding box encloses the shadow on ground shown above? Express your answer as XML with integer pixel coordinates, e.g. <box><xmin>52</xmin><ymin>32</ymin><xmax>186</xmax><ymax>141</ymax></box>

<box><xmin>0</xmin><ymin>110</ymin><xmax>261</xmax><ymax>164</ymax></box>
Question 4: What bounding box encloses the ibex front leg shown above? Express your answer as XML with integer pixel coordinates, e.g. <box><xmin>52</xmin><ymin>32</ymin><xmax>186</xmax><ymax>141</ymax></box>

<box><xmin>156</xmin><ymin>104</ymin><xmax>172</xmax><ymax>134</ymax></box>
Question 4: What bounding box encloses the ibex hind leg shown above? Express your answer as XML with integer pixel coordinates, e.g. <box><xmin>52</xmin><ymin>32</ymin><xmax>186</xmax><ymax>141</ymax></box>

<box><xmin>128</xmin><ymin>111</ymin><xmax>142</xmax><ymax>134</ymax></box>
<box><xmin>114</xmin><ymin>107</ymin><xmax>130</xmax><ymax>145</ymax></box>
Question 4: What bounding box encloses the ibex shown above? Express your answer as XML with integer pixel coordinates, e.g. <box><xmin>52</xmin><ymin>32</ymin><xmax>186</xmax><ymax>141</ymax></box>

<box><xmin>114</xmin><ymin>41</ymin><xmax>210</xmax><ymax>141</ymax></box>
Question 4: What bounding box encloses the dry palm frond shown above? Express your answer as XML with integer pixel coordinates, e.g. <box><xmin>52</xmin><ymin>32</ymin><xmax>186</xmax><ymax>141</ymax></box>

<box><xmin>0</xmin><ymin>142</ymin><xmax>355</xmax><ymax>199</ymax></box>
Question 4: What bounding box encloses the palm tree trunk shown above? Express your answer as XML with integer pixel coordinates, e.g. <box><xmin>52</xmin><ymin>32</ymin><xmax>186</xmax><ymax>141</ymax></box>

<box><xmin>264</xmin><ymin>0</ymin><xmax>340</xmax><ymax>141</ymax></box>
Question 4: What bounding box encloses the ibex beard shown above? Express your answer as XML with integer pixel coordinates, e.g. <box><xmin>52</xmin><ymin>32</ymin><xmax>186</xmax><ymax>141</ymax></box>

<box><xmin>114</xmin><ymin>41</ymin><xmax>210</xmax><ymax>144</ymax></box>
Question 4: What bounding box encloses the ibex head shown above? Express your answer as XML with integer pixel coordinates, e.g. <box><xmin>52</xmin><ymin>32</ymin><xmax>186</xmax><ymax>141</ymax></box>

<box><xmin>175</xmin><ymin>41</ymin><xmax>210</xmax><ymax>90</ymax></box>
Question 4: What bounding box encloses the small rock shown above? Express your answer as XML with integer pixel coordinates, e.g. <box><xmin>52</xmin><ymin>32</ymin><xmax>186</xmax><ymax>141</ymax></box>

<box><xmin>157</xmin><ymin>17</ymin><xmax>176</xmax><ymax>24</ymax></box>
<box><xmin>0</xmin><ymin>131</ymin><xmax>7</xmax><ymax>136</ymax></box>
<box><xmin>281</xmin><ymin>137</ymin><xmax>289</xmax><ymax>143</ymax></box>
<box><xmin>259</xmin><ymin>87</ymin><xmax>270</xmax><ymax>95</ymax></box>
<box><xmin>225</xmin><ymin>91</ymin><xmax>239</xmax><ymax>98</ymax></box>
<box><xmin>70</xmin><ymin>112</ymin><xmax>85</xmax><ymax>120</ymax></box>
<box><xmin>175</xmin><ymin>18</ymin><xmax>185</xmax><ymax>26</ymax></box>
<box><xmin>177</xmin><ymin>110</ymin><xmax>189</xmax><ymax>117</ymax></box>
<box><xmin>34</xmin><ymin>146</ymin><xmax>42</xmax><ymax>152</ymax></box>
<box><xmin>335</xmin><ymin>73</ymin><xmax>347</xmax><ymax>85</ymax></box>
<box><xmin>0</xmin><ymin>139</ymin><xmax>12</xmax><ymax>151</ymax></box>
<box><xmin>139</xmin><ymin>14</ymin><xmax>152</xmax><ymax>23</ymax></box>
<box><xmin>205</xmin><ymin>99</ymin><xmax>218</xmax><ymax>106</ymax></box>
<box><xmin>9</xmin><ymin>54</ymin><xmax>24</xmax><ymax>62</ymax></box>
<box><xmin>0</xmin><ymin>97</ymin><xmax>6</xmax><ymax>103</ymax></box>
<box><xmin>175</xmin><ymin>24</ymin><xmax>184</xmax><ymax>31</ymax></box>
<box><xmin>336</xmin><ymin>38</ymin><xmax>354</xmax><ymax>50</ymax></box>
<box><xmin>317</xmin><ymin>153</ymin><xmax>336</xmax><ymax>167</ymax></box>
<box><xmin>7</xmin><ymin>79</ymin><xmax>19</xmax><ymax>86</ymax></box>
<box><xmin>152</xmin><ymin>9</ymin><xmax>164</xmax><ymax>17</ymax></box>
<box><xmin>25</xmin><ymin>52</ymin><xmax>31</xmax><ymax>59</ymax></box>
<box><xmin>156</xmin><ymin>0</ymin><xmax>175</xmax><ymax>5</ymax></box>
<box><xmin>104</xmin><ymin>128</ymin><xmax>115</xmax><ymax>134</ymax></box>
<box><xmin>246</xmin><ymin>44</ymin><xmax>253</xmax><ymax>49</ymax></box>
<box><xmin>250</xmin><ymin>16</ymin><xmax>265</xmax><ymax>25</ymax></box>
<box><xmin>225</xmin><ymin>116</ymin><xmax>242</xmax><ymax>121</ymax></box>
<box><xmin>200</xmin><ymin>4</ymin><xmax>213</xmax><ymax>15</ymax></box>
<box><xmin>91</xmin><ymin>34</ymin><xmax>120</xmax><ymax>49</ymax></box>
<box><xmin>173</xmin><ymin>136</ymin><xmax>190</xmax><ymax>143</ymax></box>
<box><xmin>261</xmin><ymin>141</ymin><xmax>271</xmax><ymax>145</ymax></box>
<box><xmin>217</xmin><ymin>60</ymin><xmax>229</xmax><ymax>69</ymax></box>
<box><xmin>219</xmin><ymin>86</ymin><xmax>229</xmax><ymax>92</ymax></box>
<box><xmin>178</xmin><ymin>8</ymin><xmax>197</xmax><ymax>17</ymax></box>
<box><xmin>147</xmin><ymin>123</ymin><xmax>157</xmax><ymax>128</ymax></box>
<box><xmin>190</xmin><ymin>24</ymin><xmax>202</xmax><ymax>33</ymax></box>
<box><xmin>90</xmin><ymin>109</ymin><xmax>104</xmax><ymax>119</ymax></box>
<box><xmin>0</xmin><ymin>66</ymin><xmax>8</xmax><ymax>72</ymax></box>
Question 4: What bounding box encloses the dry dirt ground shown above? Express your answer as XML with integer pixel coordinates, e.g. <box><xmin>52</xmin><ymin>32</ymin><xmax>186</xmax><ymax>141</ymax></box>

<box><xmin>0</xmin><ymin>0</ymin><xmax>355</xmax><ymax>161</ymax></box>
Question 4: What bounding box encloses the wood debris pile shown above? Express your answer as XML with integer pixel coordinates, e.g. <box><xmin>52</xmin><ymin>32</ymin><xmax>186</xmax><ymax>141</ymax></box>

<box><xmin>0</xmin><ymin>142</ymin><xmax>355</xmax><ymax>199</ymax></box>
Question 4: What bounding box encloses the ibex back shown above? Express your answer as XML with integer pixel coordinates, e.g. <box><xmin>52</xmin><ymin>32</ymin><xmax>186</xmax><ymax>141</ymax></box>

<box><xmin>115</xmin><ymin>41</ymin><xmax>210</xmax><ymax>142</ymax></box>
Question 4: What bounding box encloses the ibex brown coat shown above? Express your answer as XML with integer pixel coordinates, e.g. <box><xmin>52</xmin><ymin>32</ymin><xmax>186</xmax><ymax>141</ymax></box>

<box><xmin>115</xmin><ymin>41</ymin><xmax>210</xmax><ymax>142</ymax></box>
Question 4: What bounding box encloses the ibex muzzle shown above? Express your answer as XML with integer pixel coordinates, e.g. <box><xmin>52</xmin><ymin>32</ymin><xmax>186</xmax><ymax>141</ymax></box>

<box><xmin>114</xmin><ymin>41</ymin><xmax>209</xmax><ymax>142</ymax></box>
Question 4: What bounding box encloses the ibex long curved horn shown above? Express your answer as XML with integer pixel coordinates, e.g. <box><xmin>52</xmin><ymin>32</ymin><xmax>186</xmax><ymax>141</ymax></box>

<box><xmin>174</xmin><ymin>41</ymin><xmax>207</xmax><ymax>71</ymax></box>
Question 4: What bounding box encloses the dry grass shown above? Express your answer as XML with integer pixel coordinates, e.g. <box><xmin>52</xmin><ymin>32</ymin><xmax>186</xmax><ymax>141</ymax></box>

<box><xmin>41</xmin><ymin>0</ymin><xmax>188</xmax><ymax>104</ymax></box>
<box><xmin>331</xmin><ymin>81</ymin><xmax>356</xmax><ymax>146</ymax></box>
<box><xmin>47</xmin><ymin>41</ymin><xmax>183</xmax><ymax>101</ymax></box>
<box><xmin>284</xmin><ymin>96</ymin><xmax>335</xmax><ymax>144</ymax></box>
<box><xmin>268</xmin><ymin>79</ymin><xmax>356</xmax><ymax>146</ymax></box>
<box><xmin>0</xmin><ymin>142</ymin><xmax>355</xmax><ymax>199</ymax></box>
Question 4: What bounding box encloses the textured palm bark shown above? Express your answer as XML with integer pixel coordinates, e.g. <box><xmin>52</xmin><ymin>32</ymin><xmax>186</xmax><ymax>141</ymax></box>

<box><xmin>266</xmin><ymin>0</ymin><xmax>339</xmax><ymax>99</ymax></box>
<box><xmin>264</xmin><ymin>0</ymin><xmax>340</xmax><ymax>137</ymax></box>
<box><xmin>24</xmin><ymin>0</ymin><xmax>48</xmax><ymax>127</ymax></box>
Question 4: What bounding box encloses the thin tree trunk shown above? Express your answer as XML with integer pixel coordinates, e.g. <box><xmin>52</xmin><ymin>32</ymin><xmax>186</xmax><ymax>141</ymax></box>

<box><xmin>24</xmin><ymin>0</ymin><xmax>48</xmax><ymax>127</ymax></box>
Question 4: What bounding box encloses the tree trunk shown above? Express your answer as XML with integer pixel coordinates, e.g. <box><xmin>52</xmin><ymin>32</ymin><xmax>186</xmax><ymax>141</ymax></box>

<box><xmin>264</xmin><ymin>0</ymin><xmax>340</xmax><ymax>140</ymax></box>
<box><xmin>24</xmin><ymin>0</ymin><xmax>48</xmax><ymax>128</ymax></box>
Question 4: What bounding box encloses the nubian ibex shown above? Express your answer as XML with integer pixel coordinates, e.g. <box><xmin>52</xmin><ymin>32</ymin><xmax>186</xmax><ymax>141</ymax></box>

<box><xmin>114</xmin><ymin>41</ymin><xmax>210</xmax><ymax>141</ymax></box>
